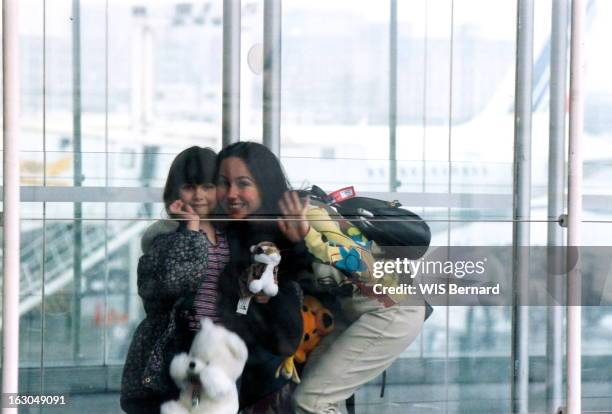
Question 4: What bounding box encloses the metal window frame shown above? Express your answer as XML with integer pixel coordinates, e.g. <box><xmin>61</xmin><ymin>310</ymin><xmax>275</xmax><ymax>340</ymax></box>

<box><xmin>2</xmin><ymin>0</ymin><xmax>22</xmax><ymax>403</ymax></box>
<box><xmin>222</xmin><ymin>0</ymin><xmax>241</xmax><ymax>146</ymax></box>
<box><xmin>567</xmin><ymin>0</ymin><xmax>586</xmax><ymax>413</ymax></box>
<box><xmin>511</xmin><ymin>1</ymin><xmax>535</xmax><ymax>412</ymax></box>
<box><xmin>262</xmin><ymin>0</ymin><xmax>281</xmax><ymax>156</ymax></box>
<box><xmin>547</xmin><ymin>0</ymin><xmax>570</xmax><ymax>412</ymax></box>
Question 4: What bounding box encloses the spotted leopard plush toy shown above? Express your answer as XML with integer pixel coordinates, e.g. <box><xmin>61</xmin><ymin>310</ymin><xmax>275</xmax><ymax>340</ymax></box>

<box><xmin>275</xmin><ymin>295</ymin><xmax>334</xmax><ymax>383</ymax></box>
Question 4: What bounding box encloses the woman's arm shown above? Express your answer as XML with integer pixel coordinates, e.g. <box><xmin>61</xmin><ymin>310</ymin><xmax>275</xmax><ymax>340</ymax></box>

<box><xmin>138</xmin><ymin>229</ymin><xmax>208</xmax><ymax>302</ymax></box>
<box><xmin>279</xmin><ymin>192</ymin><xmax>375</xmax><ymax>280</ymax></box>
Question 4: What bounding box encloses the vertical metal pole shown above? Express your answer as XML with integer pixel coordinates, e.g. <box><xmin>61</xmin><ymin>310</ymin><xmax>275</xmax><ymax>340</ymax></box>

<box><xmin>2</xmin><ymin>0</ymin><xmax>21</xmax><ymax>409</ymax></box>
<box><xmin>419</xmin><ymin>0</ymin><xmax>428</xmax><ymax>357</ymax></box>
<box><xmin>446</xmin><ymin>3</ymin><xmax>456</xmax><ymax>411</ymax></box>
<box><xmin>139</xmin><ymin>146</ymin><xmax>158</xmax><ymax>217</ymax></box>
<box><xmin>130</xmin><ymin>7</ymin><xmax>154</xmax><ymax>131</ymax></box>
<box><xmin>222</xmin><ymin>0</ymin><xmax>241</xmax><ymax>147</ymax></box>
<box><xmin>389</xmin><ymin>0</ymin><xmax>398</xmax><ymax>192</ymax></box>
<box><xmin>71</xmin><ymin>0</ymin><xmax>83</xmax><ymax>360</ymax></box>
<box><xmin>511</xmin><ymin>1</ymin><xmax>534</xmax><ymax>413</ymax></box>
<box><xmin>421</xmin><ymin>0</ymin><xmax>428</xmax><ymax>193</ymax></box>
<box><xmin>142</xmin><ymin>24</ymin><xmax>154</xmax><ymax>127</ymax></box>
<box><xmin>263</xmin><ymin>0</ymin><xmax>281</xmax><ymax>156</ymax></box>
<box><xmin>41</xmin><ymin>0</ymin><xmax>48</xmax><ymax>395</ymax></box>
<box><xmin>547</xmin><ymin>1</ymin><xmax>569</xmax><ymax>413</ymax></box>
<box><xmin>567</xmin><ymin>0</ymin><xmax>585</xmax><ymax>412</ymax></box>
<box><xmin>103</xmin><ymin>0</ymin><xmax>110</xmax><ymax>367</ymax></box>
<box><xmin>128</xmin><ymin>237</ymin><xmax>141</xmax><ymax>321</ymax></box>
<box><xmin>130</xmin><ymin>7</ymin><xmax>144</xmax><ymax>129</ymax></box>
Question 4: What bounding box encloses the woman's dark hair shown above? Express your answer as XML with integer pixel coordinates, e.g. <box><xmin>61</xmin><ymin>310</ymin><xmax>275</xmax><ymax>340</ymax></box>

<box><xmin>163</xmin><ymin>146</ymin><xmax>217</xmax><ymax>211</ymax></box>
<box><xmin>215</xmin><ymin>142</ymin><xmax>291</xmax><ymax>217</ymax></box>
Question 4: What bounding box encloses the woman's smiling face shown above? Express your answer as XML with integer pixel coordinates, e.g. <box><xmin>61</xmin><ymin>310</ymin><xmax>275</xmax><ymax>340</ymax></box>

<box><xmin>216</xmin><ymin>157</ymin><xmax>262</xmax><ymax>219</ymax></box>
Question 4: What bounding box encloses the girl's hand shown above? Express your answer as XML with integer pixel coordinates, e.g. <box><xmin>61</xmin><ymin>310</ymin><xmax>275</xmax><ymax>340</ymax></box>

<box><xmin>169</xmin><ymin>200</ymin><xmax>200</xmax><ymax>231</ymax></box>
<box><xmin>278</xmin><ymin>191</ymin><xmax>310</xmax><ymax>242</ymax></box>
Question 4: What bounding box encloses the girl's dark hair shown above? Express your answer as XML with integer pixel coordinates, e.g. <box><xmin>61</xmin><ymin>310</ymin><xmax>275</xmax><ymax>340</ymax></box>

<box><xmin>215</xmin><ymin>142</ymin><xmax>291</xmax><ymax>217</ymax></box>
<box><xmin>163</xmin><ymin>146</ymin><xmax>217</xmax><ymax>211</ymax></box>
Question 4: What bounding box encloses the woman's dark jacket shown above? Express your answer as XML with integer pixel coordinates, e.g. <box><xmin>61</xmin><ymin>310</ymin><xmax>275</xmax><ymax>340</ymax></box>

<box><xmin>120</xmin><ymin>220</ymin><xmax>306</xmax><ymax>411</ymax></box>
<box><xmin>218</xmin><ymin>220</ymin><xmax>308</xmax><ymax>408</ymax></box>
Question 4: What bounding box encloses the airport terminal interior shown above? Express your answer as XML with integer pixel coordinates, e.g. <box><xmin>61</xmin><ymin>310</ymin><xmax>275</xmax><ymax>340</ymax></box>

<box><xmin>0</xmin><ymin>0</ymin><xmax>611</xmax><ymax>413</ymax></box>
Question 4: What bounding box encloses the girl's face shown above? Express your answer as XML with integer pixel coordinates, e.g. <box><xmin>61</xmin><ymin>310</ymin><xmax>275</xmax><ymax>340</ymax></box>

<box><xmin>216</xmin><ymin>157</ymin><xmax>262</xmax><ymax>219</ymax></box>
<box><xmin>178</xmin><ymin>183</ymin><xmax>217</xmax><ymax>217</ymax></box>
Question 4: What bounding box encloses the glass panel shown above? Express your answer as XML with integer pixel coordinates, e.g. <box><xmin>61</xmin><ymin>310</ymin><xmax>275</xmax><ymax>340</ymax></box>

<box><xmin>398</xmin><ymin>0</ymin><xmax>452</xmax><ymax>198</ymax></box>
<box><xmin>281</xmin><ymin>0</ymin><xmax>389</xmax><ymax>187</ymax></box>
<box><xmin>19</xmin><ymin>216</ymin><xmax>44</xmax><ymax>377</ymax></box>
<box><xmin>105</xmin><ymin>221</ymin><xmax>148</xmax><ymax>365</ymax></box>
<box><xmin>39</xmin><ymin>219</ymin><xmax>101</xmax><ymax>367</ymax></box>
<box><xmin>3</xmin><ymin>0</ymin><xmax>612</xmax><ymax>411</ymax></box>
<box><xmin>582</xmin><ymin>1</ymin><xmax>612</xmax><ymax>409</ymax></box>
<box><xmin>19</xmin><ymin>0</ymin><xmax>44</xmax><ymax>153</ymax></box>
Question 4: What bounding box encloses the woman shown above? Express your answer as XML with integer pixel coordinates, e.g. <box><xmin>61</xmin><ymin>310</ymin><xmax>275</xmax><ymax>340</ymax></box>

<box><xmin>279</xmin><ymin>190</ymin><xmax>426</xmax><ymax>414</ymax></box>
<box><xmin>214</xmin><ymin>142</ymin><xmax>306</xmax><ymax>412</ymax></box>
<box><xmin>216</xmin><ymin>142</ymin><xmax>425</xmax><ymax>413</ymax></box>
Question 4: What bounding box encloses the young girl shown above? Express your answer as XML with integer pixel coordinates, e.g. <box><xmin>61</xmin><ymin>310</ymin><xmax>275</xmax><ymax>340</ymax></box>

<box><xmin>120</xmin><ymin>146</ymin><xmax>229</xmax><ymax>414</ymax></box>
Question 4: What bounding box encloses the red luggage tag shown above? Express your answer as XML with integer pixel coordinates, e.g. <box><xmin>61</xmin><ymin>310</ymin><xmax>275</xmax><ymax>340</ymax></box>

<box><xmin>327</xmin><ymin>186</ymin><xmax>356</xmax><ymax>203</ymax></box>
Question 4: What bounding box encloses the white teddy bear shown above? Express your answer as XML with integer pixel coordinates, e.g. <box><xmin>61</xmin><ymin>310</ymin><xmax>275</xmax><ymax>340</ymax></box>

<box><xmin>161</xmin><ymin>318</ymin><xmax>248</xmax><ymax>414</ymax></box>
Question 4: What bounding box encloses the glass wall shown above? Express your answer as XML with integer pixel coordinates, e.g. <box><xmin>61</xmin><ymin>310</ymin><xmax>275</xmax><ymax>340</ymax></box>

<box><xmin>1</xmin><ymin>0</ymin><xmax>611</xmax><ymax>412</ymax></box>
<box><xmin>4</xmin><ymin>0</ymin><xmax>226</xmax><ymax>408</ymax></box>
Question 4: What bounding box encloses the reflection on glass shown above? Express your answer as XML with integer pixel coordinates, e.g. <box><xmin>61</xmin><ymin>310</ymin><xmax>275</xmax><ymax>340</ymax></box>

<box><xmin>4</xmin><ymin>0</ymin><xmax>612</xmax><ymax>411</ymax></box>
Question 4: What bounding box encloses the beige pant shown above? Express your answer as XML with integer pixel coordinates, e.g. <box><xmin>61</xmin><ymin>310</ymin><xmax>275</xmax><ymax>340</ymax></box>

<box><xmin>293</xmin><ymin>295</ymin><xmax>425</xmax><ymax>414</ymax></box>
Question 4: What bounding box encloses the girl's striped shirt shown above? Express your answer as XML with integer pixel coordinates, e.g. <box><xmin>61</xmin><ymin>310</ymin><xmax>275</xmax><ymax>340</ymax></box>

<box><xmin>188</xmin><ymin>229</ymin><xmax>230</xmax><ymax>330</ymax></box>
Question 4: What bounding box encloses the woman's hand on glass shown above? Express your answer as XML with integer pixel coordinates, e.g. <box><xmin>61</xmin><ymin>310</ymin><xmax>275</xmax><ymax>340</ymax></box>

<box><xmin>278</xmin><ymin>191</ymin><xmax>310</xmax><ymax>242</ymax></box>
<box><xmin>168</xmin><ymin>200</ymin><xmax>200</xmax><ymax>232</ymax></box>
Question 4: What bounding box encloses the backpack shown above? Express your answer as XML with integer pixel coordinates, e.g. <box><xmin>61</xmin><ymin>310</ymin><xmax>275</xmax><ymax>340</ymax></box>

<box><xmin>298</xmin><ymin>185</ymin><xmax>434</xmax><ymax>321</ymax></box>
<box><xmin>302</xmin><ymin>185</ymin><xmax>431</xmax><ymax>259</ymax></box>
